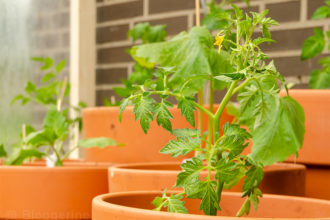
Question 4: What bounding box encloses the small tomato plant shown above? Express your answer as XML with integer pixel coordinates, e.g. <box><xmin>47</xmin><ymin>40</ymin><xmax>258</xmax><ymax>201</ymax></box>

<box><xmin>120</xmin><ymin>4</ymin><xmax>305</xmax><ymax>217</ymax></box>
<box><xmin>301</xmin><ymin>0</ymin><xmax>330</xmax><ymax>89</ymax></box>
<box><xmin>2</xmin><ymin>57</ymin><xmax>118</xmax><ymax>166</ymax></box>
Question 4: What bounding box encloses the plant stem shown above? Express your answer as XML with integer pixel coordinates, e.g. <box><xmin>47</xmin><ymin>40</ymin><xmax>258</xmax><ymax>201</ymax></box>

<box><xmin>214</xmin><ymin>80</ymin><xmax>238</xmax><ymax>139</ymax></box>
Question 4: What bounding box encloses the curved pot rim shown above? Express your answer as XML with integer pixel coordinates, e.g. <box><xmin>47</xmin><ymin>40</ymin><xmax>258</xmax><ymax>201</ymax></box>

<box><xmin>109</xmin><ymin>162</ymin><xmax>305</xmax><ymax>174</ymax></box>
<box><xmin>93</xmin><ymin>191</ymin><xmax>330</xmax><ymax>220</ymax></box>
<box><xmin>0</xmin><ymin>160</ymin><xmax>113</xmax><ymax>171</ymax></box>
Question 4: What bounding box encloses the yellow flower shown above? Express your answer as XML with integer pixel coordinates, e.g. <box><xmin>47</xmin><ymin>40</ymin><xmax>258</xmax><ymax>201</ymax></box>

<box><xmin>214</xmin><ymin>33</ymin><xmax>225</xmax><ymax>54</ymax></box>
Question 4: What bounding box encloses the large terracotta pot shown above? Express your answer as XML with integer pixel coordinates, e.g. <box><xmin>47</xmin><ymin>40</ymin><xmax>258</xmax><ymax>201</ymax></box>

<box><xmin>82</xmin><ymin>106</ymin><xmax>233</xmax><ymax>163</ymax></box>
<box><xmin>281</xmin><ymin>89</ymin><xmax>330</xmax><ymax>200</ymax></box>
<box><xmin>108</xmin><ymin>162</ymin><xmax>305</xmax><ymax>196</ymax></box>
<box><xmin>0</xmin><ymin>160</ymin><xmax>111</xmax><ymax>220</ymax></box>
<box><xmin>92</xmin><ymin>191</ymin><xmax>330</xmax><ymax>219</ymax></box>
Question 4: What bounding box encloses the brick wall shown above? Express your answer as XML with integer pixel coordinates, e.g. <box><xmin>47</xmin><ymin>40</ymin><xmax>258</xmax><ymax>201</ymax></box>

<box><xmin>95</xmin><ymin>0</ymin><xmax>330</xmax><ymax>105</ymax></box>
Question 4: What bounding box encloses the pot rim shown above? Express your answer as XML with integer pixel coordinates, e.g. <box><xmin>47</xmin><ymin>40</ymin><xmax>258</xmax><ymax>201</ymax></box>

<box><xmin>109</xmin><ymin>161</ymin><xmax>305</xmax><ymax>174</ymax></box>
<box><xmin>93</xmin><ymin>191</ymin><xmax>330</xmax><ymax>220</ymax></box>
<box><xmin>0</xmin><ymin>160</ymin><xmax>113</xmax><ymax>171</ymax></box>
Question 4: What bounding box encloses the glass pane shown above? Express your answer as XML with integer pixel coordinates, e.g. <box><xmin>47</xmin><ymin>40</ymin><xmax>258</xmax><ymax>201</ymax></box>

<box><xmin>0</xmin><ymin>0</ymin><xmax>70</xmax><ymax>149</ymax></box>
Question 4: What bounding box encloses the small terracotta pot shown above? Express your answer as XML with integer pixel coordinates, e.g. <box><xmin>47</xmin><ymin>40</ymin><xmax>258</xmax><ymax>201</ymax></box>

<box><xmin>0</xmin><ymin>160</ymin><xmax>111</xmax><ymax>220</ymax></box>
<box><xmin>92</xmin><ymin>191</ymin><xmax>330</xmax><ymax>219</ymax></box>
<box><xmin>82</xmin><ymin>106</ymin><xmax>233</xmax><ymax>164</ymax></box>
<box><xmin>108</xmin><ymin>162</ymin><xmax>305</xmax><ymax>196</ymax></box>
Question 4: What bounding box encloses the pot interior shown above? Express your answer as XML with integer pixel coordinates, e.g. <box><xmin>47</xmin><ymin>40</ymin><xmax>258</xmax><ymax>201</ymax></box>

<box><xmin>102</xmin><ymin>192</ymin><xmax>330</xmax><ymax>218</ymax></box>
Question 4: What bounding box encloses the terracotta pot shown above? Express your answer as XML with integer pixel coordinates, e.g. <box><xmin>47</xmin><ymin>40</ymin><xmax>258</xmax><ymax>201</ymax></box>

<box><xmin>82</xmin><ymin>106</ymin><xmax>233</xmax><ymax>163</ymax></box>
<box><xmin>280</xmin><ymin>89</ymin><xmax>330</xmax><ymax>200</ymax></box>
<box><xmin>108</xmin><ymin>162</ymin><xmax>305</xmax><ymax>196</ymax></box>
<box><xmin>280</xmin><ymin>90</ymin><xmax>330</xmax><ymax>165</ymax></box>
<box><xmin>92</xmin><ymin>191</ymin><xmax>330</xmax><ymax>219</ymax></box>
<box><xmin>0</xmin><ymin>160</ymin><xmax>111</xmax><ymax>220</ymax></box>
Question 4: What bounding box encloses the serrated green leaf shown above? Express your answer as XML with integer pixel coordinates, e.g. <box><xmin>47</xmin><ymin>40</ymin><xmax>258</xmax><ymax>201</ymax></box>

<box><xmin>165</xmin><ymin>193</ymin><xmax>188</xmax><ymax>213</ymax></box>
<box><xmin>242</xmin><ymin>166</ymin><xmax>264</xmax><ymax>196</ymax></box>
<box><xmin>220</xmin><ymin>123</ymin><xmax>251</xmax><ymax>157</ymax></box>
<box><xmin>176</xmin><ymin>157</ymin><xmax>204</xmax><ymax>187</ymax></box>
<box><xmin>153</xmin><ymin>99</ymin><xmax>173</xmax><ymax>132</ymax></box>
<box><xmin>177</xmin><ymin>98</ymin><xmax>196</xmax><ymax>127</ymax></box>
<box><xmin>301</xmin><ymin>28</ymin><xmax>325</xmax><ymax>60</ymax></box>
<box><xmin>0</xmin><ymin>144</ymin><xmax>7</xmax><ymax>158</ymax></box>
<box><xmin>250</xmin><ymin>188</ymin><xmax>263</xmax><ymax>211</ymax></box>
<box><xmin>133</xmin><ymin>95</ymin><xmax>155</xmax><ymax>133</ymax></box>
<box><xmin>160</xmin><ymin>136</ymin><xmax>201</xmax><ymax>158</ymax></box>
<box><xmin>215</xmin><ymin>159</ymin><xmax>240</xmax><ymax>183</ymax></box>
<box><xmin>78</xmin><ymin>137</ymin><xmax>118</xmax><ymax>148</ymax></box>
<box><xmin>200</xmin><ymin>181</ymin><xmax>221</xmax><ymax>215</ymax></box>
<box><xmin>250</xmin><ymin>96</ymin><xmax>305</xmax><ymax>165</ymax></box>
<box><xmin>261</xmin><ymin>23</ymin><xmax>271</xmax><ymax>39</ymax></box>
<box><xmin>152</xmin><ymin>196</ymin><xmax>165</xmax><ymax>211</ymax></box>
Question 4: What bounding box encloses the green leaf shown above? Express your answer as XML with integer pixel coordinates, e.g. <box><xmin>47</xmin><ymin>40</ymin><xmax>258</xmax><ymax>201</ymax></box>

<box><xmin>32</xmin><ymin>57</ymin><xmax>54</xmax><ymax>71</ymax></box>
<box><xmin>220</xmin><ymin>123</ymin><xmax>251</xmax><ymax>157</ymax></box>
<box><xmin>119</xmin><ymin>98</ymin><xmax>129</xmax><ymax>122</ymax></box>
<box><xmin>43</xmin><ymin>107</ymin><xmax>69</xmax><ymax>140</ymax></box>
<box><xmin>311</xmin><ymin>6</ymin><xmax>330</xmax><ymax>19</ymax></box>
<box><xmin>200</xmin><ymin>181</ymin><xmax>221</xmax><ymax>215</ymax></box>
<box><xmin>11</xmin><ymin>94</ymin><xmax>30</xmax><ymax>105</ymax></box>
<box><xmin>236</xmin><ymin>198</ymin><xmax>251</xmax><ymax>217</ymax></box>
<box><xmin>165</xmin><ymin>193</ymin><xmax>188</xmax><ymax>213</ymax></box>
<box><xmin>4</xmin><ymin>148</ymin><xmax>44</xmax><ymax>165</ymax></box>
<box><xmin>309</xmin><ymin>69</ymin><xmax>330</xmax><ymax>89</ymax></box>
<box><xmin>56</xmin><ymin>60</ymin><xmax>66</xmax><ymax>72</ymax></box>
<box><xmin>133</xmin><ymin>95</ymin><xmax>155</xmax><ymax>133</ymax></box>
<box><xmin>301</xmin><ymin>28</ymin><xmax>325</xmax><ymax>60</ymax></box>
<box><xmin>160</xmin><ymin>136</ymin><xmax>201</xmax><ymax>158</ymax></box>
<box><xmin>153</xmin><ymin>99</ymin><xmax>173</xmax><ymax>132</ymax></box>
<box><xmin>242</xmin><ymin>166</ymin><xmax>264</xmax><ymax>196</ymax></box>
<box><xmin>0</xmin><ymin>144</ymin><xmax>7</xmax><ymax>158</ymax></box>
<box><xmin>214</xmin><ymin>72</ymin><xmax>245</xmax><ymax>82</ymax></box>
<box><xmin>173</xmin><ymin>128</ymin><xmax>200</xmax><ymax>137</ymax></box>
<box><xmin>176</xmin><ymin>157</ymin><xmax>204</xmax><ymax>187</ymax></box>
<box><xmin>250</xmin><ymin>188</ymin><xmax>263</xmax><ymax>211</ymax></box>
<box><xmin>25</xmin><ymin>130</ymin><xmax>55</xmax><ymax>147</ymax></box>
<box><xmin>41</xmin><ymin>72</ymin><xmax>57</xmax><ymax>82</ymax></box>
<box><xmin>177</xmin><ymin>97</ymin><xmax>196</xmax><ymax>127</ymax></box>
<box><xmin>128</xmin><ymin>22</ymin><xmax>167</xmax><ymax>43</ymax></box>
<box><xmin>132</xmin><ymin>27</ymin><xmax>224</xmax><ymax>95</ymax></box>
<box><xmin>253</xmin><ymin>37</ymin><xmax>275</xmax><ymax>45</ymax></box>
<box><xmin>25</xmin><ymin>81</ymin><xmax>37</xmax><ymax>94</ymax></box>
<box><xmin>215</xmin><ymin>159</ymin><xmax>240</xmax><ymax>183</ymax></box>
<box><xmin>250</xmin><ymin>96</ymin><xmax>305</xmax><ymax>165</ymax></box>
<box><xmin>78</xmin><ymin>137</ymin><xmax>118</xmax><ymax>148</ymax></box>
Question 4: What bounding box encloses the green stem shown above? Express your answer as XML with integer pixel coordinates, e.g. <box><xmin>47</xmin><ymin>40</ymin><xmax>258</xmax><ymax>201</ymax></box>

<box><xmin>214</xmin><ymin>80</ymin><xmax>238</xmax><ymax>139</ymax></box>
